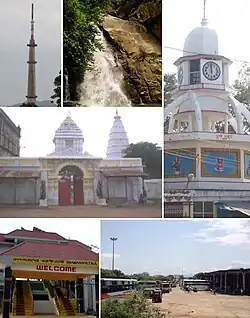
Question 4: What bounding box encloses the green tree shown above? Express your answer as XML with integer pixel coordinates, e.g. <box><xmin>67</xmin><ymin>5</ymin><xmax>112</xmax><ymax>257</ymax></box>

<box><xmin>101</xmin><ymin>268</ymin><xmax>127</xmax><ymax>278</ymax></box>
<box><xmin>123</xmin><ymin>142</ymin><xmax>162</xmax><ymax>179</ymax></box>
<box><xmin>164</xmin><ymin>73</ymin><xmax>177</xmax><ymax>105</ymax></box>
<box><xmin>64</xmin><ymin>0</ymin><xmax>113</xmax><ymax>101</ymax></box>
<box><xmin>102</xmin><ymin>293</ymin><xmax>166</xmax><ymax>318</ymax></box>
<box><xmin>232</xmin><ymin>63</ymin><xmax>250</xmax><ymax>105</ymax></box>
<box><xmin>50</xmin><ymin>71</ymin><xmax>61</xmax><ymax>106</ymax></box>
<box><xmin>232</xmin><ymin>63</ymin><xmax>250</xmax><ymax>133</ymax></box>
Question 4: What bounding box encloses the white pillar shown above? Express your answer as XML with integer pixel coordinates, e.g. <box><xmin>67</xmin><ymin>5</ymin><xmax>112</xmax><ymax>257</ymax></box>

<box><xmin>240</xmin><ymin>149</ymin><xmax>245</xmax><ymax>180</ymax></box>
<box><xmin>188</xmin><ymin>112</ymin><xmax>193</xmax><ymax>131</ymax></box>
<box><xmin>224</xmin><ymin>115</ymin><xmax>228</xmax><ymax>133</ymax></box>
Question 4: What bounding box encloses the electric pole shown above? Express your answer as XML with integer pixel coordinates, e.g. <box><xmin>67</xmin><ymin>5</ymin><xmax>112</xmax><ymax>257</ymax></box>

<box><xmin>110</xmin><ymin>237</ymin><xmax>118</xmax><ymax>271</ymax></box>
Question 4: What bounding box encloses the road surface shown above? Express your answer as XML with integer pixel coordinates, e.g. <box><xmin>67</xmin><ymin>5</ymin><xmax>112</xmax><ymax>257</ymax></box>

<box><xmin>156</xmin><ymin>287</ymin><xmax>250</xmax><ymax>318</ymax></box>
<box><xmin>0</xmin><ymin>205</ymin><xmax>161</xmax><ymax>218</ymax></box>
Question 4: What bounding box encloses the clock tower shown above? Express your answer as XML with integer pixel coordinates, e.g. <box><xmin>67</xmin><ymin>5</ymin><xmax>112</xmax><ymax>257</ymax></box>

<box><xmin>164</xmin><ymin>0</ymin><xmax>250</xmax><ymax>218</ymax></box>
<box><xmin>173</xmin><ymin>4</ymin><xmax>232</xmax><ymax>98</ymax></box>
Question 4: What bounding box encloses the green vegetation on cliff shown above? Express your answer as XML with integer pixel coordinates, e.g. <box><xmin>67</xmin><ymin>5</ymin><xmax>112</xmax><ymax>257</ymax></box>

<box><xmin>63</xmin><ymin>0</ymin><xmax>114</xmax><ymax>101</ymax></box>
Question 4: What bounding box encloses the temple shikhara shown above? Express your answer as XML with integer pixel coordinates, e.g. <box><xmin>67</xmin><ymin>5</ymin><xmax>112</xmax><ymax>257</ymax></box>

<box><xmin>0</xmin><ymin>110</ymin><xmax>146</xmax><ymax>207</ymax></box>
<box><xmin>0</xmin><ymin>227</ymin><xmax>99</xmax><ymax>316</ymax></box>
<box><xmin>164</xmin><ymin>3</ymin><xmax>250</xmax><ymax>217</ymax></box>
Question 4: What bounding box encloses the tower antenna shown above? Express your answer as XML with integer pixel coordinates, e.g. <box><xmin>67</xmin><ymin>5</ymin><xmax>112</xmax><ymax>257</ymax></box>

<box><xmin>201</xmin><ymin>0</ymin><xmax>208</xmax><ymax>26</ymax></box>
<box><xmin>203</xmin><ymin>0</ymin><xmax>206</xmax><ymax>19</ymax></box>
<box><xmin>22</xmin><ymin>3</ymin><xmax>38</xmax><ymax>107</ymax></box>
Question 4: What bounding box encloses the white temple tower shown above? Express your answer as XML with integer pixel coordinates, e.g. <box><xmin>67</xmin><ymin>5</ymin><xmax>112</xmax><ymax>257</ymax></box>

<box><xmin>164</xmin><ymin>2</ymin><xmax>250</xmax><ymax>218</ymax></box>
<box><xmin>48</xmin><ymin>115</ymin><xmax>85</xmax><ymax>156</ymax></box>
<box><xmin>106</xmin><ymin>110</ymin><xmax>129</xmax><ymax>158</ymax></box>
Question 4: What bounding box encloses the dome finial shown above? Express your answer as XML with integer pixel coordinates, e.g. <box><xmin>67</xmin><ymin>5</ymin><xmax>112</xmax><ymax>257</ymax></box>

<box><xmin>201</xmin><ymin>0</ymin><xmax>208</xmax><ymax>26</ymax></box>
<box><xmin>68</xmin><ymin>109</ymin><xmax>72</xmax><ymax>117</ymax></box>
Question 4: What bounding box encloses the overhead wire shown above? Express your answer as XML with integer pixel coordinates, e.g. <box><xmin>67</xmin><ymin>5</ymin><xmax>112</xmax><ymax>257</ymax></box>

<box><xmin>164</xmin><ymin>46</ymin><xmax>250</xmax><ymax>65</ymax></box>
<box><xmin>164</xmin><ymin>139</ymin><xmax>250</xmax><ymax>170</ymax></box>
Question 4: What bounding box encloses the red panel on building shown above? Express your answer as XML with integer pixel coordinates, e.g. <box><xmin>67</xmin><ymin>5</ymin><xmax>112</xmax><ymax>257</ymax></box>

<box><xmin>73</xmin><ymin>176</ymin><xmax>84</xmax><ymax>205</ymax></box>
<box><xmin>58</xmin><ymin>176</ymin><xmax>71</xmax><ymax>206</ymax></box>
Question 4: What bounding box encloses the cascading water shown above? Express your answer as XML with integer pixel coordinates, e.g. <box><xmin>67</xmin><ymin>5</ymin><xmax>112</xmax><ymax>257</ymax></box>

<box><xmin>80</xmin><ymin>30</ymin><xmax>131</xmax><ymax>107</ymax></box>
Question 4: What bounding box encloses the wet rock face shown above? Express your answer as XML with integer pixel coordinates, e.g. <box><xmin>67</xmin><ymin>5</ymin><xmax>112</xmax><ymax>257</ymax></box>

<box><xmin>112</xmin><ymin>0</ymin><xmax>162</xmax><ymax>41</ymax></box>
<box><xmin>101</xmin><ymin>10</ymin><xmax>162</xmax><ymax>105</ymax></box>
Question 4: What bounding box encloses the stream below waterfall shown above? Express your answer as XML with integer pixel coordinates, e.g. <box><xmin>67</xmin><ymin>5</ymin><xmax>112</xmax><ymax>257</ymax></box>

<box><xmin>80</xmin><ymin>31</ymin><xmax>131</xmax><ymax>107</ymax></box>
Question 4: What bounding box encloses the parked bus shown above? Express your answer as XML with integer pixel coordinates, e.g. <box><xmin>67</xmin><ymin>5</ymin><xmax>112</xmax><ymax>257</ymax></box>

<box><xmin>182</xmin><ymin>279</ymin><xmax>211</xmax><ymax>291</ymax></box>
<box><xmin>101</xmin><ymin>278</ymin><xmax>138</xmax><ymax>299</ymax></box>
<box><xmin>137</xmin><ymin>280</ymin><xmax>157</xmax><ymax>289</ymax></box>
<box><xmin>160</xmin><ymin>281</ymin><xmax>172</xmax><ymax>293</ymax></box>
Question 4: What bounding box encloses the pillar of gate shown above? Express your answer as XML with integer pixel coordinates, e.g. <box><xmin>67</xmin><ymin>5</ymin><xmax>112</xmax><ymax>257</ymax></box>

<box><xmin>2</xmin><ymin>266</ymin><xmax>12</xmax><ymax>318</ymax></box>
<box><xmin>76</xmin><ymin>278</ymin><xmax>84</xmax><ymax>313</ymax></box>
<box><xmin>95</xmin><ymin>274</ymin><xmax>99</xmax><ymax>318</ymax></box>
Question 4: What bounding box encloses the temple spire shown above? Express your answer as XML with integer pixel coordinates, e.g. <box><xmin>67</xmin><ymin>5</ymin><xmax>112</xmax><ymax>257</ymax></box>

<box><xmin>106</xmin><ymin>111</ymin><xmax>129</xmax><ymax>158</ymax></box>
<box><xmin>25</xmin><ymin>3</ymin><xmax>38</xmax><ymax>106</ymax></box>
<box><xmin>201</xmin><ymin>0</ymin><xmax>208</xmax><ymax>26</ymax></box>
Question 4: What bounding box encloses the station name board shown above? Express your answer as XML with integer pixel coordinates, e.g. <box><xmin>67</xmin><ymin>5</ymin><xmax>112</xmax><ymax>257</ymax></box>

<box><xmin>36</xmin><ymin>265</ymin><xmax>76</xmax><ymax>272</ymax></box>
<box><xmin>12</xmin><ymin>257</ymin><xmax>98</xmax><ymax>267</ymax></box>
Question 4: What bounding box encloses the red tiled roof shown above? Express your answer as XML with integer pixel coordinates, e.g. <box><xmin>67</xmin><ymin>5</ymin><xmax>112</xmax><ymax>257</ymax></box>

<box><xmin>0</xmin><ymin>233</ymin><xmax>6</xmax><ymax>242</ymax></box>
<box><xmin>6</xmin><ymin>229</ymin><xmax>66</xmax><ymax>241</ymax></box>
<box><xmin>0</xmin><ymin>241</ymin><xmax>98</xmax><ymax>261</ymax></box>
<box><xmin>69</xmin><ymin>240</ymin><xmax>92</xmax><ymax>250</ymax></box>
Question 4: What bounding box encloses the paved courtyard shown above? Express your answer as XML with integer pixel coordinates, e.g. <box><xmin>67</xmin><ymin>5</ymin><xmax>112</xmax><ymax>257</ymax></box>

<box><xmin>0</xmin><ymin>204</ymin><xmax>162</xmax><ymax>218</ymax></box>
<box><xmin>13</xmin><ymin>316</ymin><xmax>95</xmax><ymax>318</ymax></box>
<box><xmin>157</xmin><ymin>287</ymin><xmax>250</xmax><ymax>318</ymax></box>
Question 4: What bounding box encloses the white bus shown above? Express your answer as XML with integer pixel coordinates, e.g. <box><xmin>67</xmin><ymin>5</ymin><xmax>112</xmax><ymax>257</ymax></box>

<box><xmin>183</xmin><ymin>279</ymin><xmax>211</xmax><ymax>291</ymax></box>
<box><xmin>101</xmin><ymin>278</ymin><xmax>138</xmax><ymax>299</ymax></box>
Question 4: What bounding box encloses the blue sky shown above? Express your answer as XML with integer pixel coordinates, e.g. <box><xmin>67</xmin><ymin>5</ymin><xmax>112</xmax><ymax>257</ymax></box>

<box><xmin>101</xmin><ymin>220</ymin><xmax>250</xmax><ymax>276</ymax></box>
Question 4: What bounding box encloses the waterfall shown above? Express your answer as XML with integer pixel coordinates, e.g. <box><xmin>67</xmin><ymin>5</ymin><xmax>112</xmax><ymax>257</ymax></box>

<box><xmin>80</xmin><ymin>31</ymin><xmax>131</xmax><ymax>107</ymax></box>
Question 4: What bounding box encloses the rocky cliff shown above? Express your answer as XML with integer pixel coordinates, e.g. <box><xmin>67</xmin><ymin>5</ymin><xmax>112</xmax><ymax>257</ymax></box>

<box><xmin>101</xmin><ymin>0</ymin><xmax>162</xmax><ymax>105</ymax></box>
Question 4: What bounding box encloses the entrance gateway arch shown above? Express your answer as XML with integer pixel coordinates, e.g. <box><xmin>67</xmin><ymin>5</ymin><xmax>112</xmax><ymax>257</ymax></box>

<box><xmin>0</xmin><ymin>243</ymin><xmax>99</xmax><ymax>318</ymax></box>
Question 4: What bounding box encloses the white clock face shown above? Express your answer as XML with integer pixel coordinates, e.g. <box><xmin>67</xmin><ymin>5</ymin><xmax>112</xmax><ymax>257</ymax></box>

<box><xmin>178</xmin><ymin>67</ymin><xmax>183</xmax><ymax>84</ymax></box>
<box><xmin>202</xmin><ymin>62</ymin><xmax>221</xmax><ymax>81</ymax></box>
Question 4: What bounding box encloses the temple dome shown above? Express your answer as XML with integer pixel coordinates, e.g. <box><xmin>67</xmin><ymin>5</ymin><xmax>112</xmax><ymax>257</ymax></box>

<box><xmin>106</xmin><ymin>110</ymin><xmax>129</xmax><ymax>158</ymax></box>
<box><xmin>183</xmin><ymin>18</ymin><xmax>219</xmax><ymax>56</ymax></box>
<box><xmin>48</xmin><ymin>115</ymin><xmax>85</xmax><ymax>156</ymax></box>
<box><xmin>54</xmin><ymin>116</ymin><xmax>84</xmax><ymax>141</ymax></box>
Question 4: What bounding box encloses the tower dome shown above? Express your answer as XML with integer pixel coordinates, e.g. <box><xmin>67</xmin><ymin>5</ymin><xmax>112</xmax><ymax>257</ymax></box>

<box><xmin>49</xmin><ymin>115</ymin><xmax>84</xmax><ymax>156</ymax></box>
<box><xmin>106</xmin><ymin>110</ymin><xmax>129</xmax><ymax>158</ymax></box>
<box><xmin>183</xmin><ymin>18</ymin><xmax>218</xmax><ymax>56</ymax></box>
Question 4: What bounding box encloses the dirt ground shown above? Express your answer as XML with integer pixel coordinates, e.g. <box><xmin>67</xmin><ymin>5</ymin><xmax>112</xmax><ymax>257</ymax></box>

<box><xmin>156</xmin><ymin>287</ymin><xmax>250</xmax><ymax>318</ymax></box>
<box><xmin>0</xmin><ymin>204</ymin><xmax>162</xmax><ymax>218</ymax></box>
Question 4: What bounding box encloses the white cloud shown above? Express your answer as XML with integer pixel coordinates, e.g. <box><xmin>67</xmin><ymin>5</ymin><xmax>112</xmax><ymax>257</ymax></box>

<box><xmin>189</xmin><ymin>220</ymin><xmax>250</xmax><ymax>246</ymax></box>
<box><xmin>102</xmin><ymin>253</ymin><xmax>120</xmax><ymax>259</ymax></box>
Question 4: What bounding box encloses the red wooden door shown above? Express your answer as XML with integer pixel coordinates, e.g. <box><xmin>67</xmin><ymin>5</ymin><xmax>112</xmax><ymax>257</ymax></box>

<box><xmin>58</xmin><ymin>176</ymin><xmax>71</xmax><ymax>205</ymax></box>
<box><xmin>73</xmin><ymin>176</ymin><xmax>84</xmax><ymax>205</ymax></box>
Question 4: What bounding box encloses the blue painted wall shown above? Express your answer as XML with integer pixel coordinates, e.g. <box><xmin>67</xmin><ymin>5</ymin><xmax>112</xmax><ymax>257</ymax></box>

<box><xmin>203</xmin><ymin>151</ymin><xmax>238</xmax><ymax>176</ymax></box>
<box><xmin>164</xmin><ymin>152</ymin><xmax>194</xmax><ymax>176</ymax></box>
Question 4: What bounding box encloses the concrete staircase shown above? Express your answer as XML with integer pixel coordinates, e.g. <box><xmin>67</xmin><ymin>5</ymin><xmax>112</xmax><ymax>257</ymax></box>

<box><xmin>54</xmin><ymin>287</ymin><xmax>76</xmax><ymax>316</ymax></box>
<box><xmin>22</xmin><ymin>281</ymin><xmax>34</xmax><ymax>315</ymax></box>
<box><xmin>13</xmin><ymin>280</ymin><xmax>33</xmax><ymax>316</ymax></box>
